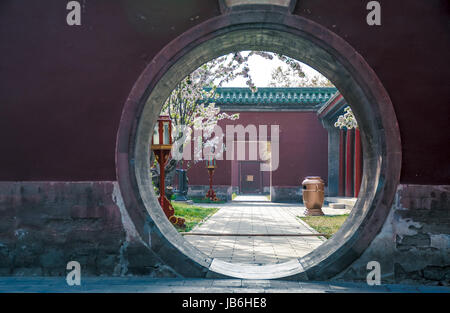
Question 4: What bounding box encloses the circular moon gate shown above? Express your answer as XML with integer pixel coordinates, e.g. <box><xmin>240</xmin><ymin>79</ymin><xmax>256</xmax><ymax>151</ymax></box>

<box><xmin>116</xmin><ymin>9</ymin><xmax>401</xmax><ymax>279</ymax></box>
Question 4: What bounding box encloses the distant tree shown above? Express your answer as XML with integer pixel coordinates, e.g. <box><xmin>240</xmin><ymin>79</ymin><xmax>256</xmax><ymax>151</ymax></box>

<box><xmin>156</xmin><ymin>51</ymin><xmax>274</xmax><ymax>189</ymax></box>
<box><xmin>154</xmin><ymin>51</ymin><xmax>334</xmax><ymax>191</ymax></box>
<box><xmin>268</xmin><ymin>55</ymin><xmax>334</xmax><ymax>87</ymax></box>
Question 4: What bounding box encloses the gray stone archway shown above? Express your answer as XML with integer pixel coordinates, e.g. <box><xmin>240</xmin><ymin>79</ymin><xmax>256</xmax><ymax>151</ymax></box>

<box><xmin>115</xmin><ymin>6</ymin><xmax>401</xmax><ymax>279</ymax></box>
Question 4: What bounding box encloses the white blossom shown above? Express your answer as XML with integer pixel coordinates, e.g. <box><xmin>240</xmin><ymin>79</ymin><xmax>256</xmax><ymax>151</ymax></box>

<box><xmin>335</xmin><ymin>106</ymin><xmax>358</xmax><ymax>129</ymax></box>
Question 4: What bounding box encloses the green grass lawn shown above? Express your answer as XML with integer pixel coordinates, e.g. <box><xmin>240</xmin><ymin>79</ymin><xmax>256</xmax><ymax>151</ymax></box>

<box><xmin>189</xmin><ymin>197</ymin><xmax>226</xmax><ymax>204</ymax></box>
<box><xmin>299</xmin><ymin>214</ymin><xmax>349</xmax><ymax>239</ymax></box>
<box><xmin>172</xmin><ymin>201</ymin><xmax>220</xmax><ymax>232</ymax></box>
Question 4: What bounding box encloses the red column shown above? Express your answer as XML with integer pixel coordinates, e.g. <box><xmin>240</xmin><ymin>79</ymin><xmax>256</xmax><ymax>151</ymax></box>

<box><xmin>345</xmin><ymin>129</ymin><xmax>353</xmax><ymax>197</ymax></box>
<box><xmin>354</xmin><ymin>128</ymin><xmax>362</xmax><ymax>197</ymax></box>
<box><xmin>338</xmin><ymin>129</ymin><xmax>345</xmax><ymax>196</ymax></box>
<box><xmin>159</xmin><ymin>151</ymin><xmax>165</xmax><ymax>207</ymax></box>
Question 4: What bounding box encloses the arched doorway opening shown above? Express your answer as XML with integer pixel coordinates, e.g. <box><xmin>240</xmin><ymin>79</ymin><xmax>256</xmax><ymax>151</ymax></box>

<box><xmin>116</xmin><ymin>7</ymin><xmax>401</xmax><ymax>279</ymax></box>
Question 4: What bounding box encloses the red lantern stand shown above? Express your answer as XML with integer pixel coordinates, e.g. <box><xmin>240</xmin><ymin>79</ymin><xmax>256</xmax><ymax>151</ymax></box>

<box><xmin>151</xmin><ymin>116</ymin><xmax>185</xmax><ymax>227</ymax></box>
<box><xmin>205</xmin><ymin>158</ymin><xmax>219</xmax><ymax>202</ymax></box>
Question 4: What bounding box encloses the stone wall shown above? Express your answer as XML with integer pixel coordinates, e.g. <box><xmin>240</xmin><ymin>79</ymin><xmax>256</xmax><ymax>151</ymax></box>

<box><xmin>270</xmin><ymin>186</ymin><xmax>330</xmax><ymax>203</ymax></box>
<box><xmin>0</xmin><ymin>182</ymin><xmax>179</xmax><ymax>277</ymax></box>
<box><xmin>270</xmin><ymin>186</ymin><xmax>301</xmax><ymax>203</ymax></box>
<box><xmin>0</xmin><ymin>182</ymin><xmax>448</xmax><ymax>285</ymax></box>
<box><xmin>187</xmin><ymin>185</ymin><xmax>233</xmax><ymax>201</ymax></box>
<box><xmin>332</xmin><ymin>184</ymin><xmax>450</xmax><ymax>286</ymax></box>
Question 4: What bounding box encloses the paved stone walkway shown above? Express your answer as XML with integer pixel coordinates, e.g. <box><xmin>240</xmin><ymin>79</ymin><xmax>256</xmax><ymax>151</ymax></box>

<box><xmin>233</xmin><ymin>195</ymin><xmax>270</xmax><ymax>202</ymax></box>
<box><xmin>185</xmin><ymin>197</ymin><xmax>350</xmax><ymax>264</ymax></box>
<box><xmin>0</xmin><ymin>277</ymin><xmax>448</xmax><ymax>293</ymax></box>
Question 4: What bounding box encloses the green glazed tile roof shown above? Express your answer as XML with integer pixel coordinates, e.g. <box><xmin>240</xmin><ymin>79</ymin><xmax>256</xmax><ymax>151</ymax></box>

<box><xmin>205</xmin><ymin>87</ymin><xmax>338</xmax><ymax>111</ymax></box>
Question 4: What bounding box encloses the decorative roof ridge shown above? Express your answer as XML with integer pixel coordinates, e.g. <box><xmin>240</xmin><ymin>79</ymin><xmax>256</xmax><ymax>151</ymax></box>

<box><xmin>202</xmin><ymin>86</ymin><xmax>338</xmax><ymax>110</ymax></box>
<box><xmin>205</xmin><ymin>86</ymin><xmax>337</xmax><ymax>92</ymax></box>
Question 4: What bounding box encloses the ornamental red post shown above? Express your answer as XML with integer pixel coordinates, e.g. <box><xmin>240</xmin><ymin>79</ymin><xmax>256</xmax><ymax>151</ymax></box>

<box><xmin>345</xmin><ymin>128</ymin><xmax>354</xmax><ymax>197</ymax></box>
<box><xmin>151</xmin><ymin>115</ymin><xmax>185</xmax><ymax>227</ymax></box>
<box><xmin>205</xmin><ymin>158</ymin><xmax>219</xmax><ymax>201</ymax></box>
<box><xmin>354</xmin><ymin>128</ymin><xmax>362</xmax><ymax>197</ymax></box>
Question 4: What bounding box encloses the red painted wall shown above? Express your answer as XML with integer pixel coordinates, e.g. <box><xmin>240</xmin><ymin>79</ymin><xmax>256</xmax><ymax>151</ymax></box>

<box><xmin>0</xmin><ymin>1</ymin><xmax>448</xmax><ymax>184</ymax></box>
<box><xmin>184</xmin><ymin>159</ymin><xmax>232</xmax><ymax>186</ymax></box>
<box><xmin>186</xmin><ymin>111</ymin><xmax>328</xmax><ymax>187</ymax></box>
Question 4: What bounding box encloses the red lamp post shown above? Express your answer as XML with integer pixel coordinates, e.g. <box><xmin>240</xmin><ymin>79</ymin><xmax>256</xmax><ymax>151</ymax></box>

<box><xmin>151</xmin><ymin>115</ymin><xmax>185</xmax><ymax>227</ymax></box>
<box><xmin>205</xmin><ymin>158</ymin><xmax>219</xmax><ymax>201</ymax></box>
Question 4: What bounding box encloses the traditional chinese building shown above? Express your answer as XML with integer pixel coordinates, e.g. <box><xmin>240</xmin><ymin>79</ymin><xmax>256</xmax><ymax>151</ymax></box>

<box><xmin>184</xmin><ymin>87</ymin><xmax>340</xmax><ymax>202</ymax></box>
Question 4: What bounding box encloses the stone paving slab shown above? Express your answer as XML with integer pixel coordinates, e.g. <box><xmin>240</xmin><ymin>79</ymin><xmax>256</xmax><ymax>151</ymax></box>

<box><xmin>233</xmin><ymin>195</ymin><xmax>270</xmax><ymax>202</ymax></box>
<box><xmin>0</xmin><ymin>277</ymin><xmax>448</xmax><ymax>293</ymax></box>
<box><xmin>185</xmin><ymin>199</ymin><xmax>349</xmax><ymax>264</ymax></box>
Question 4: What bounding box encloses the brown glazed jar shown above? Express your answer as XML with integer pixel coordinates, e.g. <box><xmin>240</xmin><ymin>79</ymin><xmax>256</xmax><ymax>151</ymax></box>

<box><xmin>302</xmin><ymin>176</ymin><xmax>325</xmax><ymax>216</ymax></box>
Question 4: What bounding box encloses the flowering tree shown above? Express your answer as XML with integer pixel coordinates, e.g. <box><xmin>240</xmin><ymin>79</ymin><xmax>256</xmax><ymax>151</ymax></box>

<box><xmin>334</xmin><ymin>106</ymin><xmax>358</xmax><ymax>129</ymax></box>
<box><xmin>268</xmin><ymin>54</ymin><xmax>334</xmax><ymax>87</ymax></box>
<box><xmin>156</xmin><ymin>51</ymin><xmax>268</xmax><ymax>188</ymax></box>
<box><xmin>154</xmin><ymin>51</ymin><xmax>336</xmax><ymax>190</ymax></box>
<box><xmin>162</xmin><ymin>75</ymin><xmax>239</xmax><ymax>170</ymax></box>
